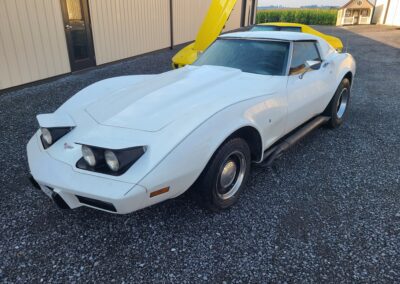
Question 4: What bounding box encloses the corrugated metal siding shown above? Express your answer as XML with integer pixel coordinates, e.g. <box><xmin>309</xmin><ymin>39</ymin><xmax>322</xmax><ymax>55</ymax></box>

<box><xmin>386</xmin><ymin>0</ymin><xmax>400</xmax><ymax>26</ymax></box>
<box><xmin>0</xmin><ymin>0</ymin><xmax>70</xmax><ymax>90</ymax></box>
<box><xmin>172</xmin><ymin>0</ymin><xmax>212</xmax><ymax>45</ymax></box>
<box><xmin>88</xmin><ymin>0</ymin><xmax>171</xmax><ymax>65</ymax></box>
<box><xmin>173</xmin><ymin>0</ymin><xmax>243</xmax><ymax>46</ymax></box>
<box><xmin>372</xmin><ymin>0</ymin><xmax>388</xmax><ymax>24</ymax></box>
<box><xmin>224</xmin><ymin>0</ymin><xmax>243</xmax><ymax>32</ymax></box>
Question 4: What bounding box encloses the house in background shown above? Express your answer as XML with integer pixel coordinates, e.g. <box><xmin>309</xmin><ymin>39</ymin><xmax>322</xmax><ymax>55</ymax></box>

<box><xmin>0</xmin><ymin>0</ymin><xmax>257</xmax><ymax>91</ymax></box>
<box><xmin>336</xmin><ymin>0</ymin><xmax>375</xmax><ymax>26</ymax></box>
<box><xmin>372</xmin><ymin>0</ymin><xmax>400</xmax><ymax>26</ymax></box>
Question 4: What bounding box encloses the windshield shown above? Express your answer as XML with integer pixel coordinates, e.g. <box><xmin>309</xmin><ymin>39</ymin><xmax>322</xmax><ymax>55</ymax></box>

<box><xmin>193</xmin><ymin>39</ymin><xmax>290</xmax><ymax>76</ymax></box>
<box><xmin>250</xmin><ymin>25</ymin><xmax>302</xmax><ymax>32</ymax></box>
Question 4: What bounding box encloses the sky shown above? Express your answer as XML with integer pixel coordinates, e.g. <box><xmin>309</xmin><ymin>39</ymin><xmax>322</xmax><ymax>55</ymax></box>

<box><xmin>258</xmin><ymin>0</ymin><xmax>350</xmax><ymax>7</ymax></box>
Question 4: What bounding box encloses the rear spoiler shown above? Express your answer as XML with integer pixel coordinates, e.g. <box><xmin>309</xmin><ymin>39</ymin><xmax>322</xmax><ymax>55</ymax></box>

<box><xmin>193</xmin><ymin>0</ymin><xmax>238</xmax><ymax>52</ymax></box>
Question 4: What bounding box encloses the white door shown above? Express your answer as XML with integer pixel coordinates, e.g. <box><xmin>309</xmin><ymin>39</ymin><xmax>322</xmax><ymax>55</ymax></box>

<box><xmin>285</xmin><ymin>41</ymin><xmax>331</xmax><ymax>133</ymax></box>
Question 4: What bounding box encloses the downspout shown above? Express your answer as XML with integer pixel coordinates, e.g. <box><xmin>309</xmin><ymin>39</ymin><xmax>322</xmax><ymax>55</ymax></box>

<box><xmin>241</xmin><ymin>0</ymin><xmax>247</xmax><ymax>27</ymax></box>
<box><xmin>169</xmin><ymin>0</ymin><xmax>174</xmax><ymax>49</ymax></box>
<box><xmin>250</xmin><ymin>0</ymin><xmax>257</xmax><ymax>25</ymax></box>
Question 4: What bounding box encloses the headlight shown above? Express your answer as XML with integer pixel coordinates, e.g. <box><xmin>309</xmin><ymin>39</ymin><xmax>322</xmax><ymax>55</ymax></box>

<box><xmin>77</xmin><ymin>146</ymin><xmax>146</xmax><ymax>176</ymax></box>
<box><xmin>104</xmin><ymin>150</ymin><xmax>119</xmax><ymax>172</ymax></box>
<box><xmin>82</xmin><ymin>145</ymin><xmax>97</xmax><ymax>167</ymax></box>
<box><xmin>41</xmin><ymin>128</ymin><xmax>52</xmax><ymax>145</ymax></box>
<box><xmin>40</xmin><ymin>127</ymin><xmax>73</xmax><ymax>149</ymax></box>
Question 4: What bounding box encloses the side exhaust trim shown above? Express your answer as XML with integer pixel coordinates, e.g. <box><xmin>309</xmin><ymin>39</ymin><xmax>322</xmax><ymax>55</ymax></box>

<box><xmin>262</xmin><ymin>116</ymin><xmax>330</xmax><ymax>166</ymax></box>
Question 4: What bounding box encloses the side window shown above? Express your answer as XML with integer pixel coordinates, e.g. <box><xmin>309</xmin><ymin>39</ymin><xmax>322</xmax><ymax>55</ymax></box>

<box><xmin>289</xmin><ymin>42</ymin><xmax>321</xmax><ymax>75</ymax></box>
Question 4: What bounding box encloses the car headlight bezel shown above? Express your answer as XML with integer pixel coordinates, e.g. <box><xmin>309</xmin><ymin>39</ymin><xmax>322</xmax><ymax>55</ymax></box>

<box><xmin>40</xmin><ymin>127</ymin><xmax>73</xmax><ymax>149</ymax></box>
<box><xmin>76</xmin><ymin>145</ymin><xmax>146</xmax><ymax>176</ymax></box>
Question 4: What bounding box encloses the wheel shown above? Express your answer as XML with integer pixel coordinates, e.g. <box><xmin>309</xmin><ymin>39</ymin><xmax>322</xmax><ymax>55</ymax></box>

<box><xmin>324</xmin><ymin>78</ymin><xmax>351</xmax><ymax>128</ymax></box>
<box><xmin>195</xmin><ymin>138</ymin><xmax>251</xmax><ymax>211</ymax></box>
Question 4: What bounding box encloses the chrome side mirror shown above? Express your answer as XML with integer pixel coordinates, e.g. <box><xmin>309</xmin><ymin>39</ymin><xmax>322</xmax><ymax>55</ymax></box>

<box><xmin>299</xmin><ymin>60</ymin><xmax>321</xmax><ymax>79</ymax></box>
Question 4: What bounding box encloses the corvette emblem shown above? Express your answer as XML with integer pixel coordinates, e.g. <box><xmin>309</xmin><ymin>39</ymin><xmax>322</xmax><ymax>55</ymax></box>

<box><xmin>64</xmin><ymin>143</ymin><xmax>74</xmax><ymax>150</ymax></box>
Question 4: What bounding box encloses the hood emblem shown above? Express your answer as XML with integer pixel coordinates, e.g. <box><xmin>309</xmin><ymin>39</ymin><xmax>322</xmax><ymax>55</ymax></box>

<box><xmin>64</xmin><ymin>142</ymin><xmax>74</xmax><ymax>150</ymax></box>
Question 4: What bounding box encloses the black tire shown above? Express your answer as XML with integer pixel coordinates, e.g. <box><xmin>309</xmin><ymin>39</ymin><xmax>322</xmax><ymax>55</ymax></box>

<box><xmin>324</xmin><ymin>78</ymin><xmax>351</xmax><ymax>128</ymax></box>
<box><xmin>195</xmin><ymin>138</ymin><xmax>251</xmax><ymax>211</ymax></box>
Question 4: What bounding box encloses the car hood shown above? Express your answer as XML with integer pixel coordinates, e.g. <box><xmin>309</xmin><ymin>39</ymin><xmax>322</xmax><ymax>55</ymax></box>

<box><xmin>84</xmin><ymin>65</ymin><xmax>282</xmax><ymax>132</ymax></box>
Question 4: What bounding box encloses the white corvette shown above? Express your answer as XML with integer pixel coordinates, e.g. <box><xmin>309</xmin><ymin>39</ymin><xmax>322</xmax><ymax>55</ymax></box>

<box><xmin>27</xmin><ymin>31</ymin><xmax>356</xmax><ymax>214</ymax></box>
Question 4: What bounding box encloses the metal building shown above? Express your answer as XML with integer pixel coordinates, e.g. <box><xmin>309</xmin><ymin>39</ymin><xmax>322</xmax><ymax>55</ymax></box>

<box><xmin>0</xmin><ymin>0</ymin><xmax>257</xmax><ymax>91</ymax></box>
<box><xmin>373</xmin><ymin>0</ymin><xmax>400</xmax><ymax>26</ymax></box>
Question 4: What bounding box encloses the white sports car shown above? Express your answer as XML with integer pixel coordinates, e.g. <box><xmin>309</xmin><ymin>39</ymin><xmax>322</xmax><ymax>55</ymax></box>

<box><xmin>27</xmin><ymin>31</ymin><xmax>356</xmax><ymax>214</ymax></box>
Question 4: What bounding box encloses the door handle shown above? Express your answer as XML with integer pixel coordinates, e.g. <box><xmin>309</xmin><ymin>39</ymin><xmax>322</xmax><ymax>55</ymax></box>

<box><xmin>65</xmin><ymin>24</ymin><xmax>72</xmax><ymax>30</ymax></box>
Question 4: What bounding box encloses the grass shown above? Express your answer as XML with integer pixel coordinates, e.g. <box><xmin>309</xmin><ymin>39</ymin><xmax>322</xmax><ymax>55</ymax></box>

<box><xmin>256</xmin><ymin>9</ymin><xmax>338</xmax><ymax>26</ymax></box>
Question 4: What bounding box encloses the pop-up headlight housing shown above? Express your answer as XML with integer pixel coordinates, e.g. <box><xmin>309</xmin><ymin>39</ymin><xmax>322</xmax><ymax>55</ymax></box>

<box><xmin>77</xmin><ymin>146</ymin><xmax>146</xmax><ymax>176</ymax></box>
<box><xmin>40</xmin><ymin>127</ymin><xmax>73</xmax><ymax>149</ymax></box>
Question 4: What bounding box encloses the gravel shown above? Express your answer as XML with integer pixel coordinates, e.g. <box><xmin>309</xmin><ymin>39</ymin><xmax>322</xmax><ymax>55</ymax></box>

<box><xmin>1</xmin><ymin>25</ymin><xmax>400</xmax><ymax>283</ymax></box>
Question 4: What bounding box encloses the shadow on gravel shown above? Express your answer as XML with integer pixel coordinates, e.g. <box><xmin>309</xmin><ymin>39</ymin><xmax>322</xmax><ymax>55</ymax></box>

<box><xmin>1</xmin><ymin>26</ymin><xmax>400</xmax><ymax>283</ymax></box>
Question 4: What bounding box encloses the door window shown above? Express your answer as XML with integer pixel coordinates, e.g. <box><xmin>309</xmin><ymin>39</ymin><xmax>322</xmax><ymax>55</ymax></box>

<box><xmin>289</xmin><ymin>42</ymin><xmax>321</xmax><ymax>75</ymax></box>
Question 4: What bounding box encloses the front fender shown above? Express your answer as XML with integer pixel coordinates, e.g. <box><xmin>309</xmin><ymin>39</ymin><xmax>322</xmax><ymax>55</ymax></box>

<box><xmin>335</xmin><ymin>53</ymin><xmax>356</xmax><ymax>86</ymax></box>
<box><xmin>136</xmin><ymin>96</ymin><xmax>269</xmax><ymax>201</ymax></box>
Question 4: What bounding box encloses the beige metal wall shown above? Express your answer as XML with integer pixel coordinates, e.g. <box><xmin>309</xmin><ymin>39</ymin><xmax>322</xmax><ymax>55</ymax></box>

<box><xmin>173</xmin><ymin>0</ymin><xmax>242</xmax><ymax>46</ymax></box>
<box><xmin>386</xmin><ymin>0</ymin><xmax>400</xmax><ymax>26</ymax></box>
<box><xmin>0</xmin><ymin>0</ymin><xmax>252</xmax><ymax>90</ymax></box>
<box><xmin>0</xmin><ymin>0</ymin><xmax>70</xmax><ymax>90</ymax></box>
<box><xmin>224</xmin><ymin>0</ymin><xmax>243</xmax><ymax>32</ymax></box>
<box><xmin>88</xmin><ymin>0</ymin><xmax>171</xmax><ymax>65</ymax></box>
<box><xmin>172</xmin><ymin>0</ymin><xmax>212</xmax><ymax>45</ymax></box>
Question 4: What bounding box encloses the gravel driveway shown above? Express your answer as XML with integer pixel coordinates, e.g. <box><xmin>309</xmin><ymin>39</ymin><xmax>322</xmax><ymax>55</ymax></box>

<box><xmin>1</xmin><ymin>25</ymin><xmax>399</xmax><ymax>283</ymax></box>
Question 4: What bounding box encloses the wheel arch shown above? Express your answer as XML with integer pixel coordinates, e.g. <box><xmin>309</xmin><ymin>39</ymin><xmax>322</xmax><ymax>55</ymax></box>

<box><xmin>223</xmin><ymin>126</ymin><xmax>263</xmax><ymax>163</ymax></box>
<box><xmin>343</xmin><ymin>71</ymin><xmax>353</xmax><ymax>86</ymax></box>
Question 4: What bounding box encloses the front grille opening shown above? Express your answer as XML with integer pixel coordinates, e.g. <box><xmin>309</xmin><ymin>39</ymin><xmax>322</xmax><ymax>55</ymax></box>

<box><xmin>76</xmin><ymin>195</ymin><xmax>117</xmax><ymax>212</ymax></box>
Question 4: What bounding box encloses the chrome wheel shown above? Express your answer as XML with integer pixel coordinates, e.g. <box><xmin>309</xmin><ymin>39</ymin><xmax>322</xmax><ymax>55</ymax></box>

<box><xmin>216</xmin><ymin>151</ymin><xmax>246</xmax><ymax>200</ymax></box>
<box><xmin>336</xmin><ymin>87</ymin><xmax>349</xmax><ymax>119</ymax></box>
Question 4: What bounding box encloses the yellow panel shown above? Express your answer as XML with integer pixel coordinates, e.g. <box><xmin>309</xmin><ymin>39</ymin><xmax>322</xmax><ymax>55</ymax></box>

<box><xmin>193</xmin><ymin>0</ymin><xmax>238</xmax><ymax>51</ymax></box>
<box><xmin>224</xmin><ymin>0</ymin><xmax>242</xmax><ymax>31</ymax></box>
<box><xmin>172</xmin><ymin>0</ymin><xmax>240</xmax><ymax>67</ymax></box>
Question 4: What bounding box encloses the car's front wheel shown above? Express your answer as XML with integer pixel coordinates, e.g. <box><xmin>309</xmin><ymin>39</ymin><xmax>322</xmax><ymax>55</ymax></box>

<box><xmin>324</xmin><ymin>77</ymin><xmax>351</xmax><ymax>128</ymax></box>
<box><xmin>195</xmin><ymin>138</ymin><xmax>251</xmax><ymax>211</ymax></box>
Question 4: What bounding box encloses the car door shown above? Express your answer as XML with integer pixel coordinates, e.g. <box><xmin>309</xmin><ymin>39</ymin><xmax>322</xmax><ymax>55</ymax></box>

<box><xmin>285</xmin><ymin>41</ymin><xmax>330</xmax><ymax>133</ymax></box>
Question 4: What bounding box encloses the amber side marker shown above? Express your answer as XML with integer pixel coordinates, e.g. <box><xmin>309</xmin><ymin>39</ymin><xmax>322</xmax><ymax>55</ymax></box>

<box><xmin>150</xmin><ymin>187</ymin><xmax>170</xmax><ymax>198</ymax></box>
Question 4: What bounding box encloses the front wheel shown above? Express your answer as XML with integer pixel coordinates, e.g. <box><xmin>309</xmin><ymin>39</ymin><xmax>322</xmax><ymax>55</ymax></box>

<box><xmin>195</xmin><ymin>138</ymin><xmax>251</xmax><ymax>211</ymax></box>
<box><xmin>324</xmin><ymin>78</ymin><xmax>351</xmax><ymax>128</ymax></box>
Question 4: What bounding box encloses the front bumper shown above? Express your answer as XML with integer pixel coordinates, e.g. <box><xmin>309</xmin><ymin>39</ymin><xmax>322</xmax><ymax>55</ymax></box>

<box><xmin>27</xmin><ymin>136</ymin><xmax>148</xmax><ymax>214</ymax></box>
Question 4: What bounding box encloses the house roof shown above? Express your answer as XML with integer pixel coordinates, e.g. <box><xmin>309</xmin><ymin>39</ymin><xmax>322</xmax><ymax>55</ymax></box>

<box><xmin>339</xmin><ymin>0</ymin><xmax>375</xmax><ymax>10</ymax></box>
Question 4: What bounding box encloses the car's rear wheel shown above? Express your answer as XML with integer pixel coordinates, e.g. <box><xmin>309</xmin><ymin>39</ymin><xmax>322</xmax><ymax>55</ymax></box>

<box><xmin>324</xmin><ymin>78</ymin><xmax>351</xmax><ymax>128</ymax></box>
<box><xmin>195</xmin><ymin>138</ymin><xmax>251</xmax><ymax>211</ymax></box>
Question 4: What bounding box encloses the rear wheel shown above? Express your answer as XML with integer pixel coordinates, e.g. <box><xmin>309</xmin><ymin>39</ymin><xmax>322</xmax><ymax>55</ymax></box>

<box><xmin>324</xmin><ymin>78</ymin><xmax>351</xmax><ymax>128</ymax></box>
<box><xmin>195</xmin><ymin>138</ymin><xmax>251</xmax><ymax>211</ymax></box>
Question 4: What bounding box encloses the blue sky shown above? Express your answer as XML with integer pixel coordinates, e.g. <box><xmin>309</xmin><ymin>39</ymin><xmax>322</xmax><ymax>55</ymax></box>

<box><xmin>258</xmin><ymin>0</ymin><xmax>350</xmax><ymax>7</ymax></box>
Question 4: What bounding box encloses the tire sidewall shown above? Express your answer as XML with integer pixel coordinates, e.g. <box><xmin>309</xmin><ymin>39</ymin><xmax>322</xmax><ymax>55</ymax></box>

<box><xmin>329</xmin><ymin>78</ymin><xmax>351</xmax><ymax>128</ymax></box>
<box><xmin>198</xmin><ymin>138</ymin><xmax>251</xmax><ymax>211</ymax></box>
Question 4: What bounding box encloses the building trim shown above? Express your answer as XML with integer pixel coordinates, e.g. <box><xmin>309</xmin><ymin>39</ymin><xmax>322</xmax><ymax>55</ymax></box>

<box><xmin>170</xmin><ymin>0</ymin><xmax>174</xmax><ymax>49</ymax></box>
